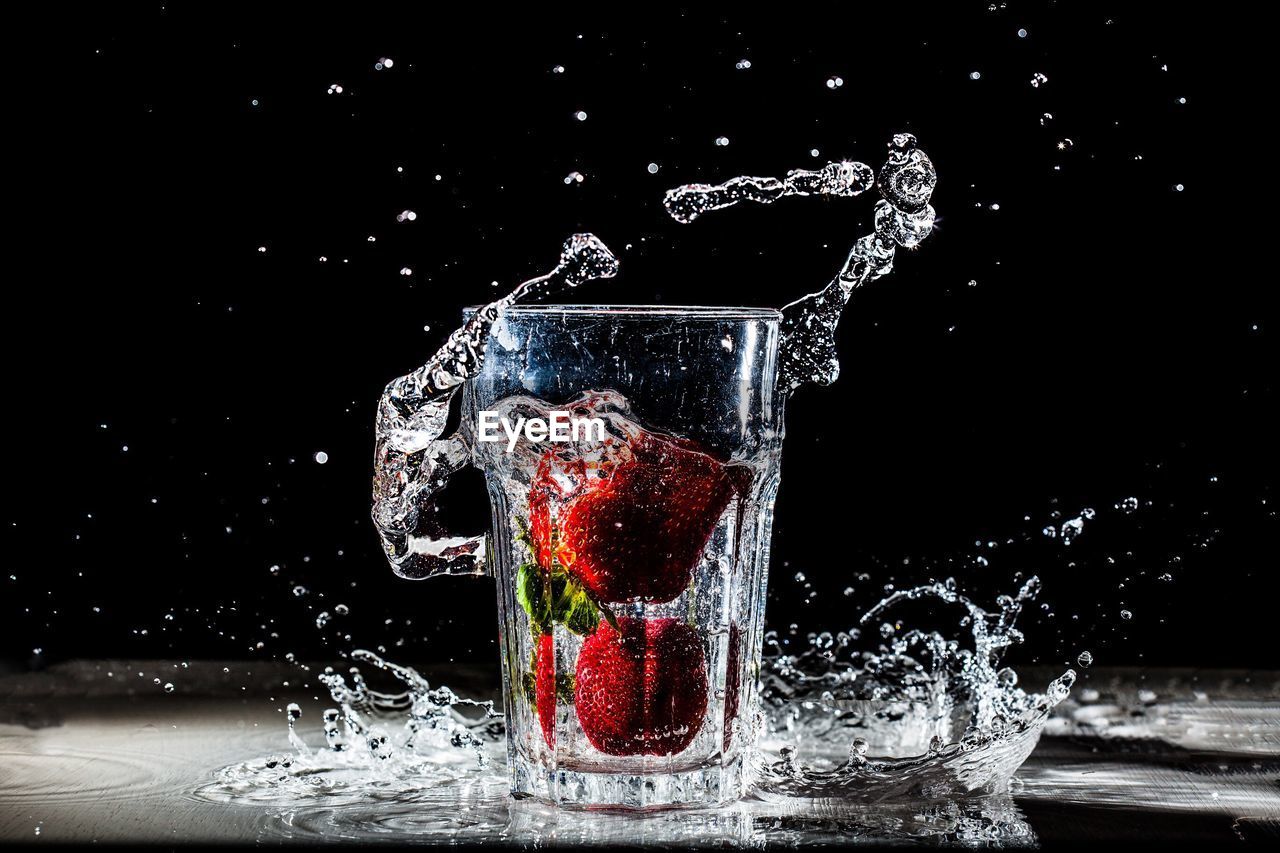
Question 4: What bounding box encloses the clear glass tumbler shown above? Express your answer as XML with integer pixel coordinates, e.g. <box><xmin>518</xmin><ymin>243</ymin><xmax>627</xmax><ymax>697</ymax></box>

<box><xmin>420</xmin><ymin>305</ymin><xmax>785</xmax><ymax>808</ymax></box>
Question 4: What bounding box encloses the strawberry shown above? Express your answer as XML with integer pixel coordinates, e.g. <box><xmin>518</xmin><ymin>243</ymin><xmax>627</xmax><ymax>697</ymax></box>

<box><xmin>574</xmin><ymin>617</ymin><xmax>708</xmax><ymax>756</ymax></box>
<box><xmin>525</xmin><ymin>632</ymin><xmax>577</xmax><ymax>749</ymax></box>
<box><xmin>534</xmin><ymin>633</ymin><xmax>556</xmax><ymax>747</ymax></box>
<box><xmin>530</xmin><ymin>430</ymin><xmax>733</xmax><ymax>603</ymax></box>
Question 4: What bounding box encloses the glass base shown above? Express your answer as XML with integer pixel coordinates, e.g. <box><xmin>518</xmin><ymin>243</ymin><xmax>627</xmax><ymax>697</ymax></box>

<box><xmin>510</xmin><ymin>753</ymin><xmax>746</xmax><ymax>809</ymax></box>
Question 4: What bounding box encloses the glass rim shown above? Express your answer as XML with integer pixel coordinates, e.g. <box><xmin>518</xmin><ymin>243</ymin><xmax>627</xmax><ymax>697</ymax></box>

<box><xmin>464</xmin><ymin>304</ymin><xmax>782</xmax><ymax>320</ymax></box>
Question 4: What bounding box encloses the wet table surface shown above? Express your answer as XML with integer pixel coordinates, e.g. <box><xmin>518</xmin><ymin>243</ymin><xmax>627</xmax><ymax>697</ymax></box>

<box><xmin>1</xmin><ymin>662</ymin><xmax>1277</xmax><ymax>847</ymax></box>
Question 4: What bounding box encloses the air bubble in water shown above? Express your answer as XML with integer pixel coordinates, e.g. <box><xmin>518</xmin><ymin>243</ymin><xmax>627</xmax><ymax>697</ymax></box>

<box><xmin>400</xmin><ymin>267</ymin><xmax>412</xmax><ymax>276</ymax></box>
<box><xmin>714</xmin><ymin>136</ymin><xmax>730</xmax><ymax>147</ymax></box>
<box><xmin>564</xmin><ymin>171</ymin><xmax>585</xmax><ymax>184</ymax></box>
<box><xmin>1076</xmin><ymin>650</ymin><xmax>1093</xmax><ymax>668</ymax></box>
<box><xmin>163</xmin><ymin>682</ymin><xmax>175</xmax><ymax>693</ymax></box>
<box><xmin>1120</xmin><ymin>609</ymin><xmax>1133</xmax><ymax>621</ymax></box>
<box><xmin>316</xmin><ymin>611</ymin><xmax>331</xmax><ymax>629</ymax></box>
<box><xmin>647</xmin><ymin>163</ymin><xmax>659</xmax><ymax>174</ymax></box>
<box><xmin>969</xmin><ymin>71</ymin><xmax>981</xmax><ymax>80</ymax></box>
<box><xmin>327</xmin><ymin>83</ymin><xmax>344</xmax><ymax>95</ymax></box>
<box><xmin>314</xmin><ymin>451</ymin><xmax>329</xmax><ymax>464</ymax></box>
<box><xmin>1030</xmin><ymin>72</ymin><xmax>1048</xmax><ymax>88</ymax></box>
<box><xmin>574</xmin><ymin>110</ymin><xmax>588</xmax><ymax>121</ymax></box>
<box><xmin>335</xmin><ymin>603</ymin><xmax>350</xmax><ymax>615</ymax></box>
<box><xmin>735</xmin><ymin>59</ymin><xmax>752</xmax><ymax>70</ymax></box>
<box><xmin>396</xmin><ymin>210</ymin><xmax>417</xmax><ymax>222</ymax></box>
<box><xmin>1017</xmin><ymin>28</ymin><xmax>1028</xmax><ymax>37</ymax></box>
<box><xmin>826</xmin><ymin>76</ymin><xmax>844</xmax><ymax>89</ymax></box>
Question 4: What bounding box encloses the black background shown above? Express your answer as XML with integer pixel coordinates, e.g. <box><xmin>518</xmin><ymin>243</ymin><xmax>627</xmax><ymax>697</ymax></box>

<box><xmin>6</xmin><ymin>3</ymin><xmax>1274</xmax><ymax>673</ymax></box>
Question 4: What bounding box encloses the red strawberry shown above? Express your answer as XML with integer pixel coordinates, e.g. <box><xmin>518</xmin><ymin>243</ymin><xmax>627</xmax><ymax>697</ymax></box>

<box><xmin>530</xmin><ymin>430</ymin><xmax>733</xmax><ymax>603</ymax></box>
<box><xmin>534</xmin><ymin>633</ymin><xmax>556</xmax><ymax>748</ymax></box>
<box><xmin>574</xmin><ymin>617</ymin><xmax>708</xmax><ymax>756</ymax></box>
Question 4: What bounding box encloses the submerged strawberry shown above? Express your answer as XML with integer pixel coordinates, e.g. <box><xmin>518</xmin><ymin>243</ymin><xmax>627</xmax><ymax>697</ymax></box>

<box><xmin>526</xmin><ymin>632</ymin><xmax>576</xmax><ymax>749</ymax></box>
<box><xmin>574</xmin><ymin>617</ymin><xmax>708</xmax><ymax>756</ymax></box>
<box><xmin>530</xmin><ymin>429</ymin><xmax>733</xmax><ymax>603</ymax></box>
<box><xmin>534</xmin><ymin>633</ymin><xmax>556</xmax><ymax>747</ymax></box>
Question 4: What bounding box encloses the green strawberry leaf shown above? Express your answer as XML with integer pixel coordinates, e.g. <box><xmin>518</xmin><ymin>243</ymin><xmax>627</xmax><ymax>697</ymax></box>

<box><xmin>560</xmin><ymin>588</ymin><xmax>600</xmax><ymax>636</ymax></box>
<box><xmin>516</xmin><ymin>562</ymin><xmax>551</xmax><ymax>635</ymax></box>
<box><xmin>515</xmin><ymin>515</ymin><xmax>612</xmax><ymax>638</ymax></box>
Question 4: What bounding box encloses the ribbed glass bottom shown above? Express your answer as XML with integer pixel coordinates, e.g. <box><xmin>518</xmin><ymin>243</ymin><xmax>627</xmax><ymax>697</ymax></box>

<box><xmin>510</xmin><ymin>752</ymin><xmax>746</xmax><ymax>810</ymax></box>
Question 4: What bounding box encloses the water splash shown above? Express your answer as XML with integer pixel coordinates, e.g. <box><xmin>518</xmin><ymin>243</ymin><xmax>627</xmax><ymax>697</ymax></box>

<box><xmin>200</xmin><ymin>649</ymin><xmax>505</xmax><ymax>805</ymax></box>
<box><xmin>753</xmin><ymin>578</ymin><xmax>1074</xmax><ymax>801</ymax></box>
<box><xmin>202</xmin><ymin>579</ymin><xmax>1069</xmax><ymax>807</ymax></box>
<box><xmin>663</xmin><ymin>133</ymin><xmax>938</xmax><ymax>391</ymax></box>
<box><xmin>371</xmin><ymin>235</ymin><xmax>619</xmax><ymax>580</ymax></box>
